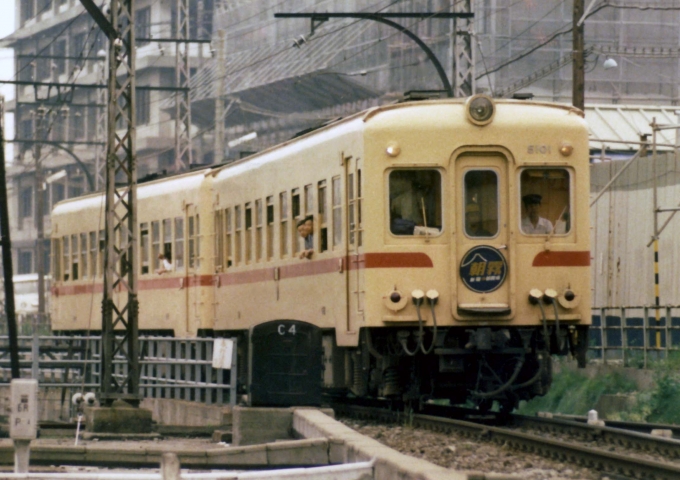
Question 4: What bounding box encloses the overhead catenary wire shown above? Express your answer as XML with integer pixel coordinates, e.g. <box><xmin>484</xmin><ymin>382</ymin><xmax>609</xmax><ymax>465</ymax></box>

<box><xmin>476</xmin><ymin>2</ymin><xmax>609</xmax><ymax>81</ymax></box>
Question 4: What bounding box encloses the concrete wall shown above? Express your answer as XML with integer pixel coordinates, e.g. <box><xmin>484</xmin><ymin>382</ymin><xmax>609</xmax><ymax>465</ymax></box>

<box><xmin>140</xmin><ymin>398</ymin><xmax>232</xmax><ymax>427</ymax></box>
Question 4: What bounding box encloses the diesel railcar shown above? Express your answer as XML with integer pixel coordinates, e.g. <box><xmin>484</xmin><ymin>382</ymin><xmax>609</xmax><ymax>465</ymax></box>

<box><xmin>51</xmin><ymin>96</ymin><xmax>591</xmax><ymax>411</ymax></box>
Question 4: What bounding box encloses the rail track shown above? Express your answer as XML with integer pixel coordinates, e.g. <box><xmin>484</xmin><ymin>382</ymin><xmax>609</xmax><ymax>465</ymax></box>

<box><xmin>332</xmin><ymin>402</ymin><xmax>680</xmax><ymax>480</ymax></box>
<box><xmin>539</xmin><ymin>412</ymin><xmax>680</xmax><ymax>438</ymax></box>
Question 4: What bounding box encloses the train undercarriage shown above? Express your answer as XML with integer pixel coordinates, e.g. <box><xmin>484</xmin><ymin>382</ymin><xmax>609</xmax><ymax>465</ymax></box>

<box><xmin>343</xmin><ymin>325</ymin><xmax>589</xmax><ymax>412</ymax></box>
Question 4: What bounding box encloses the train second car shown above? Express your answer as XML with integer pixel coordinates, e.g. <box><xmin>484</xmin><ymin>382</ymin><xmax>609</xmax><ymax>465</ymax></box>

<box><xmin>51</xmin><ymin>96</ymin><xmax>591</xmax><ymax>411</ymax></box>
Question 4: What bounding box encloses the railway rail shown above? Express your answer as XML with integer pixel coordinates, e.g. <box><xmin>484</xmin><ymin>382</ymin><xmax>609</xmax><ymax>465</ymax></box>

<box><xmin>539</xmin><ymin>412</ymin><xmax>680</xmax><ymax>438</ymax></box>
<box><xmin>509</xmin><ymin>413</ymin><xmax>680</xmax><ymax>459</ymax></box>
<box><xmin>332</xmin><ymin>402</ymin><xmax>680</xmax><ymax>479</ymax></box>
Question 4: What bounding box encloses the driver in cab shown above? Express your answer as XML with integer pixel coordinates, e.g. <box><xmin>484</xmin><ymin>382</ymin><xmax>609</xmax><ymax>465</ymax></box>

<box><xmin>521</xmin><ymin>194</ymin><xmax>553</xmax><ymax>234</ymax></box>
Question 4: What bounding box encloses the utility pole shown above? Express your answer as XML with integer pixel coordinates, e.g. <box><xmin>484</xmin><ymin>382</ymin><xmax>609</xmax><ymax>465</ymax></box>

<box><xmin>0</xmin><ymin>97</ymin><xmax>21</xmax><ymax>379</ymax></box>
<box><xmin>33</xmin><ymin>107</ymin><xmax>47</xmax><ymax>330</ymax></box>
<box><xmin>79</xmin><ymin>0</ymin><xmax>140</xmax><ymax>406</ymax></box>
<box><xmin>175</xmin><ymin>0</ymin><xmax>193</xmax><ymax>171</ymax></box>
<box><xmin>95</xmin><ymin>51</ymin><xmax>107</xmax><ymax>191</ymax></box>
<box><xmin>102</xmin><ymin>0</ymin><xmax>139</xmax><ymax>405</ymax></box>
<box><xmin>214</xmin><ymin>30</ymin><xmax>226</xmax><ymax>164</ymax></box>
<box><xmin>453</xmin><ymin>0</ymin><xmax>475</xmax><ymax>97</ymax></box>
<box><xmin>573</xmin><ymin>0</ymin><xmax>585</xmax><ymax>111</ymax></box>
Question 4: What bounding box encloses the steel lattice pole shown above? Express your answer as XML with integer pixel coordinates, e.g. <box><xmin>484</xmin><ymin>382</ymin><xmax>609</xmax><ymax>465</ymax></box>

<box><xmin>101</xmin><ymin>0</ymin><xmax>140</xmax><ymax>406</ymax></box>
<box><xmin>174</xmin><ymin>0</ymin><xmax>192</xmax><ymax>171</ymax></box>
<box><xmin>454</xmin><ymin>0</ymin><xmax>475</xmax><ymax>97</ymax></box>
<box><xmin>95</xmin><ymin>54</ymin><xmax>107</xmax><ymax>191</ymax></box>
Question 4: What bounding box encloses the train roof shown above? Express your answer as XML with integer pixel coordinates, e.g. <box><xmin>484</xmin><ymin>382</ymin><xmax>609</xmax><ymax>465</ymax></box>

<box><xmin>210</xmin><ymin>98</ymin><xmax>584</xmax><ymax>181</ymax></box>
<box><xmin>53</xmin><ymin>98</ymin><xmax>585</xmax><ymax>215</ymax></box>
<box><xmin>51</xmin><ymin>168</ymin><xmax>211</xmax><ymax>216</ymax></box>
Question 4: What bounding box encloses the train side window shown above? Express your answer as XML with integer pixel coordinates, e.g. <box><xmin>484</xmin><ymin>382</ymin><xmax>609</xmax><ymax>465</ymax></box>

<box><xmin>71</xmin><ymin>234</ymin><xmax>79</xmax><ymax>280</ymax></box>
<box><xmin>389</xmin><ymin>169</ymin><xmax>442</xmax><ymax>236</ymax></box>
<box><xmin>140</xmin><ymin>223</ymin><xmax>149</xmax><ymax>274</ymax></box>
<box><xmin>62</xmin><ymin>236</ymin><xmax>70</xmax><ymax>281</ymax></box>
<box><xmin>318</xmin><ymin>180</ymin><xmax>328</xmax><ymax>253</ymax></box>
<box><xmin>357</xmin><ymin>169</ymin><xmax>363</xmax><ymax>247</ymax></box>
<box><xmin>195</xmin><ymin>215</ymin><xmax>201</xmax><ymax>268</ymax></box>
<box><xmin>214</xmin><ymin>210</ymin><xmax>224</xmax><ymax>272</ymax></box>
<box><xmin>53</xmin><ymin>238</ymin><xmax>61</xmax><ymax>282</ymax></box>
<box><xmin>174</xmin><ymin>217</ymin><xmax>185</xmax><ymax>271</ymax></box>
<box><xmin>255</xmin><ymin>199</ymin><xmax>263</xmax><ymax>262</ymax></box>
<box><xmin>163</xmin><ymin>218</ymin><xmax>173</xmax><ymax>264</ymax></box>
<box><xmin>189</xmin><ymin>215</ymin><xmax>199</xmax><ymax>269</ymax></box>
<box><xmin>463</xmin><ymin>170</ymin><xmax>498</xmax><ymax>238</ymax></box>
<box><xmin>245</xmin><ymin>203</ymin><xmax>252</xmax><ymax>264</ymax></box>
<box><xmin>520</xmin><ymin>168</ymin><xmax>571</xmax><ymax>235</ymax></box>
<box><xmin>349</xmin><ymin>173</ymin><xmax>355</xmax><ymax>244</ymax></box>
<box><xmin>332</xmin><ymin>176</ymin><xmax>341</xmax><ymax>247</ymax></box>
<box><xmin>292</xmin><ymin>188</ymin><xmax>300</xmax><ymax>217</ymax></box>
<box><xmin>279</xmin><ymin>193</ymin><xmax>288</xmax><ymax>257</ymax></box>
<box><xmin>89</xmin><ymin>231</ymin><xmax>97</xmax><ymax>277</ymax></box>
<box><xmin>225</xmin><ymin>208</ymin><xmax>232</xmax><ymax>268</ymax></box>
<box><xmin>151</xmin><ymin>221</ymin><xmax>160</xmax><ymax>271</ymax></box>
<box><xmin>234</xmin><ymin>205</ymin><xmax>242</xmax><ymax>265</ymax></box>
<box><xmin>305</xmin><ymin>184</ymin><xmax>313</xmax><ymax>215</ymax></box>
<box><xmin>119</xmin><ymin>226</ymin><xmax>129</xmax><ymax>277</ymax></box>
<box><xmin>98</xmin><ymin>230</ymin><xmax>104</xmax><ymax>277</ymax></box>
<box><xmin>292</xmin><ymin>188</ymin><xmax>300</xmax><ymax>255</ymax></box>
<box><xmin>80</xmin><ymin>233</ymin><xmax>88</xmax><ymax>279</ymax></box>
<box><xmin>266</xmin><ymin>196</ymin><xmax>274</xmax><ymax>260</ymax></box>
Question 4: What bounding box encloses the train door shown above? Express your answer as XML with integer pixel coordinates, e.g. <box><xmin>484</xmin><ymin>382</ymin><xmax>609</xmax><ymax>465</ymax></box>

<box><xmin>453</xmin><ymin>153</ymin><xmax>512</xmax><ymax>319</ymax></box>
<box><xmin>345</xmin><ymin>156</ymin><xmax>364</xmax><ymax>335</ymax></box>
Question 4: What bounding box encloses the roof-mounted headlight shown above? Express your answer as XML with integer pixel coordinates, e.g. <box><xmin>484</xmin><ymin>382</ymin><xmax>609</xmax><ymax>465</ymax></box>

<box><xmin>466</xmin><ymin>95</ymin><xmax>495</xmax><ymax>126</ymax></box>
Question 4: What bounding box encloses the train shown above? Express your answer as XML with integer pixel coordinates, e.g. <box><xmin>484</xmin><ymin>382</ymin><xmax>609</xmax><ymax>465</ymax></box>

<box><xmin>50</xmin><ymin>95</ymin><xmax>591</xmax><ymax>412</ymax></box>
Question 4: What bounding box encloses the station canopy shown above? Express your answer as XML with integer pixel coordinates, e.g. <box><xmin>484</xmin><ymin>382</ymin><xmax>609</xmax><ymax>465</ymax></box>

<box><xmin>585</xmin><ymin>104</ymin><xmax>680</xmax><ymax>153</ymax></box>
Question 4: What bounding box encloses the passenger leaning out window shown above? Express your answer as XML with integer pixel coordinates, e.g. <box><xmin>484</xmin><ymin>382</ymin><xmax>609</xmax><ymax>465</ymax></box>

<box><xmin>156</xmin><ymin>252</ymin><xmax>173</xmax><ymax>274</ymax></box>
<box><xmin>297</xmin><ymin>215</ymin><xmax>314</xmax><ymax>259</ymax></box>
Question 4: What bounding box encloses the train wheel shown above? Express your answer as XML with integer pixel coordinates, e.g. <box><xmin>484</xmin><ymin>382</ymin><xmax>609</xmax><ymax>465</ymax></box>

<box><xmin>499</xmin><ymin>397</ymin><xmax>517</xmax><ymax>416</ymax></box>
<box><xmin>477</xmin><ymin>399</ymin><xmax>493</xmax><ymax>413</ymax></box>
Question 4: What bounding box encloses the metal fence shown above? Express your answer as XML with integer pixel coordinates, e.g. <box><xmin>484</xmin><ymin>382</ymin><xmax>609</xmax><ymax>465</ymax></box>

<box><xmin>589</xmin><ymin>305</ymin><xmax>680</xmax><ymax>367</ymax></box>
<box><xmin>0</xmin><ymin>334</ymin><xmax>237</xmax><ymax>407</ymax></box>
<box><xmin>3</xmin><ymin>308</ymin><xmax>676</xmax><ymax>402</ymax></box>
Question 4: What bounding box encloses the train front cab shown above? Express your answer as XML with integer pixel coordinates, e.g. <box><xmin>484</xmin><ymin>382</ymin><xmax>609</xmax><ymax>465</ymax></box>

<box><xmin>449</xmin><ymin>150</ymin><xmax>590</xmax><ymax>410</ymax></box>
<box><xmin>348</xmin><ymin>98</ymin><xmax>591</xmax><ymax>411</ymax></box>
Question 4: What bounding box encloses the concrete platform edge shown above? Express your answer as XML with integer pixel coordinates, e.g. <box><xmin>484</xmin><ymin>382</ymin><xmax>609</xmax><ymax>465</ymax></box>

<box><xmin>293</xmin><ymin>409</ymin><xmax>468</xmax><ymax>480</ymax></box>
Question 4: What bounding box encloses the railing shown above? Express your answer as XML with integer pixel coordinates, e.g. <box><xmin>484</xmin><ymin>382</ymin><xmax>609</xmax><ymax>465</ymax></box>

<box><xmin>3</xmin><ymin>307</ymin><xmax>673</xmax><ymax>403</ymax></box>
<box><xmin>589</xmin><ymin>305</ymin><xmax>680</xmax><ymax>367</ymax></box>
<box><xmin>0</xmin><ymin>333</ymin><xmax>237</xmax><ymax>408</ymax></box>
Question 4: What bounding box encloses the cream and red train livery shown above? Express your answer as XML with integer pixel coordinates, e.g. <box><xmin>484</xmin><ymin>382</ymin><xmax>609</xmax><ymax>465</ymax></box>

<box><xmin>51</xmin><ymin>96</ymin><xmax>591</xmax><ymax>410</ymax></box>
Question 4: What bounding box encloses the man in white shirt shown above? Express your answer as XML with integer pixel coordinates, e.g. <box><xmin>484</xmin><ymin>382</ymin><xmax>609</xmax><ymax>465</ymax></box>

<box><xmin>521</xmin><ymin>194</ymin><xmax>553</xmax><ymax>234</ymax></box>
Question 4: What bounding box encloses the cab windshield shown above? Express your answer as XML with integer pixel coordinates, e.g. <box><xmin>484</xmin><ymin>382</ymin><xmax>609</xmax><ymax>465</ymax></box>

<box><xmin>520</xmin><ymin>168</ymin><xmax>571</xmax><ymax>235</ymax></box>
<box><xmin>389</xmin><ymin>169</ymin><xmax>442</xmax><ymax>236</ymax></box>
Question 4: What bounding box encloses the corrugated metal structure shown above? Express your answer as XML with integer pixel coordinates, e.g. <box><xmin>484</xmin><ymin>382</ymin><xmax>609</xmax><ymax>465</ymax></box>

<box><xmin>590</xmin><ymin>151</ymin><xmax>680</xmax><ymax>307</ymax></box>
<box><xmin>586</xmin><ymin>104</ymin><xmax>679</xmax><ymax>153</ymax></box>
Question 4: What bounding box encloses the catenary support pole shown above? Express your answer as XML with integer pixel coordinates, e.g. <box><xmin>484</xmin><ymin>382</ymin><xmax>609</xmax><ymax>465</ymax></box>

<box><xmin>572</xmin><ymin>0</ymin><xmax>585</xmax><ymax>111</ymax></box>
<box><xmin>0</xmin><ymin>97</ymin><xmax>21</xmax><ymax>379</ymax></box>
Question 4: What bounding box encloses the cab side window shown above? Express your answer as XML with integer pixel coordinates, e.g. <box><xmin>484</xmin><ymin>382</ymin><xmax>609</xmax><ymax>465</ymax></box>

<box><xmin>520</xmin><ymin>168</ymin><xmax>571</xmax><ymax>235</ymax></box>
<box><xmin>389</xmin><ymin>169</ymin><xmax>442</xmax><ymax>236</ymax></box>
